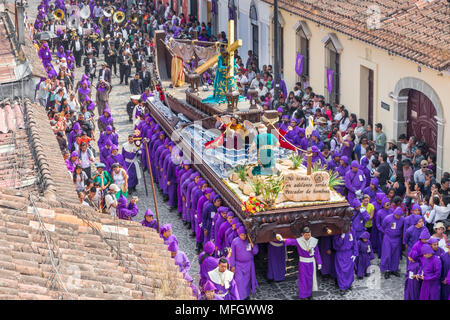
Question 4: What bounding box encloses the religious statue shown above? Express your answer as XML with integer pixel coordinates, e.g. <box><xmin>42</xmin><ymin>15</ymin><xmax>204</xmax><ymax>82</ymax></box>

<box><xmin>249</xmin><ymin>124</ymin><xmax>280</xmax><ymax>176</ymax></box>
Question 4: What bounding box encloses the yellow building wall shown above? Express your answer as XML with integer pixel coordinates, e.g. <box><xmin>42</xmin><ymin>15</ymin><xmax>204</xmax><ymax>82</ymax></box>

<box><xmin>277</xmin><ymin>9</ymin><xmax>450</xmax><ymax>174</ymax></box>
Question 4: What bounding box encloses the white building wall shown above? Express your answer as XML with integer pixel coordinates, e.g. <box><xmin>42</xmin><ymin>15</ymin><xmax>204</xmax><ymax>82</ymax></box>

<box><xmin>258</xmin><ymin>0</ymin><xmax>271</xmax><ymax>68</ymax></box>
<box><xmin>217</xmin><ymin>0</ymin><xmax>228</xmax><ymax>35</ymax></box>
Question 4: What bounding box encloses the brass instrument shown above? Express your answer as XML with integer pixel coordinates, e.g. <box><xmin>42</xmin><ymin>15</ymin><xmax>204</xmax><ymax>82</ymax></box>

<box><xmin>54</xmin><ymin>9</ymin><xmax>64</xmax><ymax>21</ymax></box>
<box><xmin>99</xmin><ymin>16</ymin><xmax>106</xmax><ymax>28</ymax></box>
<box><xmin>103</xmin><ymin>6</ymin><xmax>114</xmax><ymax>18</ymax></box>
<box><xmin>113</xmin><ymin>11</ymin><xmax>125</xmax><ymax>24</ymax></box>
<box><xmin>130</xmin><ymin>13</ymin><xmax>139</xmax><ymax>24</ymax></box>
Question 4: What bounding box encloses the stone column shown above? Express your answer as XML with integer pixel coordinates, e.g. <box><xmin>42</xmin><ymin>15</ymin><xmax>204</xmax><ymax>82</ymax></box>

<box><xmin>435</xmin><ymin>116</ymin><xmax>445</xmax><ymax>181</ymax></box>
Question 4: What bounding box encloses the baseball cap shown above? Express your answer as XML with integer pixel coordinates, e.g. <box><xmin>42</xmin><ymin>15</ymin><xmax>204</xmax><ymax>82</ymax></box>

<box><xmin>420</xmin><ymin>160</ymin><xmax>429</xmax><ymax>167</ymax></box>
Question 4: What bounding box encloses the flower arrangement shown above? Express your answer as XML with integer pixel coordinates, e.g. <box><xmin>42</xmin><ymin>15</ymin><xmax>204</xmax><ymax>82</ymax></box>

<box><xmin>242</xmin><ymin>197</ymin><xmax>265</xmax><ymax>214</ymax></box>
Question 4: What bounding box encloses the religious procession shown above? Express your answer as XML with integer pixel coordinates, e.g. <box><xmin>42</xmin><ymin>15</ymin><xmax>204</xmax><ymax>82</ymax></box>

<box><xmin>0</xmin><ymin>0</ymin><xmax>448</xmax><ymax>305</ymax></box>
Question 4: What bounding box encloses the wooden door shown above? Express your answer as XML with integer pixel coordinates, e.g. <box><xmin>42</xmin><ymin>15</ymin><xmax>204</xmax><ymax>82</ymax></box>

<box><xmin>407</xmin><ymin>89</ymin><xmax>437</xmax><ymax>154</ymax></box>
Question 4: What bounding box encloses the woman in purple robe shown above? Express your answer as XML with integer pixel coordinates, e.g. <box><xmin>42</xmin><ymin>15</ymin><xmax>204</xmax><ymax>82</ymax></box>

<box><xmin>375</xmin><ymin>197</ymin><xmax>392</xmax><ymax>257</ymax></box>
<box><xmin>267</xmin><ymin>239</ymin><xmax>286</xmax><ymax>282</ymax></box>
<box><xmin>333</xmin><ymin>229</ymin><xmax>358</xmax><ymax>295</ymax></box>
<box><xmin>97</xmin><ymin>107</ymin><xmax>114</xmax><ymax>133</ymax></box>
<box><xmin>279</xmin><ymin>227</ymin><xmax>322</xmax><ymax>299</ymax></box>
<box><xmin>230</xmin><ymin>227</ymin><xmax>259</xmax><ymax>300</ymax></box>
<box><xmin>56</xmin><ymin>45</ymin><xmax>66</xmax><ymax>60</ymax></box>
<box><xmin>356</xmin><ymin>231</ymin><xmax>374</xmax><ymax>279</ymax></box>
<box><xmin>198</xmin><ymin>241</ymin><xmax>218</xmax><ymax>288</ymax></box>
<box><xmin>116</xmin><ymin>195</ymin><xmax>138</xmax><ymax>220</ymax></box>
<box><xmin>98</xmin><ymin>125</ymin><xmax>118</xmax><ymax>149</ymax></box>
<box><xmin>106</xmin><ymin>146</ymin><xmax>127</xmax><ymax>173</ymax></box>
<box><xmin>419</xmin><ymin>244</ymin><xmax>442</xmax><ymax>300</ymax></box>
<box><xmin>318</xmin><ymin>236</ymin><xmax>336</xmax><ymax>279</ymax></box>
<box><xmin>380</xmin><ymin>207</ymin><xmax>405</xmax><ymax>278</ymax></box>
<box><xmin>404</xmin><ymin>260</ymin><xmax>421</xmax><ymax>300</ymax></box>
<box><xmin>168</xmin><ymin>241</ymin><xmax>191</xmax><ymax>276</ymax></box>
<box><xmin>140</xmin><ymin>209</ymin><xmax>159</xmax><ymax>231</ymax></box>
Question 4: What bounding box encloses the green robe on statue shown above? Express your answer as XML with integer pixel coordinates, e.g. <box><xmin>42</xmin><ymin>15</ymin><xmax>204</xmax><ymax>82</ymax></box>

<box><xmin>251</xmin><ymin>133</ymin><xmax>279</xmax><ymax>176</ymax></box>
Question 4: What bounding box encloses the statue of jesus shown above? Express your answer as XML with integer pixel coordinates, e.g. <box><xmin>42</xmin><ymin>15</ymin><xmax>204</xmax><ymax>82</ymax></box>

<box><xmin>249</xmin><ymin>124</ymin><xmax>280</xmax><ymax>176</ymax></box>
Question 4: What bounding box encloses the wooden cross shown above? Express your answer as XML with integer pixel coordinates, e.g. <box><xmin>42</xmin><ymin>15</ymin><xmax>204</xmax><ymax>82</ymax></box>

<box><xmin>226</xmin><ymin>19</ymin><xmax>242</xmax><ymax>81</ymax></box>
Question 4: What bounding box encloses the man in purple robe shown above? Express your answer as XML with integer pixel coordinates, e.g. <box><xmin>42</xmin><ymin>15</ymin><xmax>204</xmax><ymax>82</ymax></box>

<box><xmin>158</xmin><ymin>140</ymin><xmax>172</xmax><ymax>197</ymax></box>
<box><xmin>327</xmin><ymin>152</ymin><xmax>341</xmax><ymax>171</ymax></box>
<box><xmin>202</xmin><ymin>194</ymin><xmax>222</xmax><ymax>244</ymax></box>
<box><xmin>333</xmin><ymin>229</ymin><xmax>358</xmax><ymax>295</ymax></box>
<box><xmin>278</xmin><ymin>227</ymin><xmax>322</xmax><ymax>299</ymax></box>
<box><xmin>160</xmin><ymin>223</ymin><xmax>178</xmax><ymax>247</ymax></box>
<box><xmin>409</xmin><ymin>228</ymin><xmax>431</xmax><ymax>265</ymax></box>
<box><xmin>350</xmin><ymin>199</ymin><xmax>371</xmax><ymax>240</ymax></box>
<box><xmin>284</xmin><ymin>118</ymin><xmax>300</xmax><ymax>145</ymax></box>
<box><xmin>68</xmin><ymin>122</ymin><xmax>82</xmax><ymax>151</ymax></box>
<box><xmin>225</xmin><ymin>218</ymin><xmax>240</xmax><ymax>248</ymax></box>
<box><xmin>335</xmin><ymin>156</ymin><xmax>350</xmax><ymax>195</ymax></box>
<box><xmin>293</xmin><ymin>128</ymin><xmax>307</xmax><ymax>152</ymax></box>
<box><xmin>106</xmin><ymin>146</ymin><xmax>127</xmax><ymax>173</ymax></box>
<box><xmin>140</xmin><ymin>209</ymin><xmax>159</xmax><ymax>231</ymax></box>
<box><xmin>177</xmin><ymin>161</ymin><xmax>192</xmax><ymax>214</ymax></box>
<box><xmin>359</xmin><ymin>157</ymin><xmax>371</xmax><ymax>187</ymax></box>
<box><xmin>345</xmin><ymin>160</ymin><xmax>367</xmax><ymax>204</ymax></box>
<box><xmin>182</xmin><ymin>172</ymin><xmax>198</xmax><ymax>225</ymax></box>
<box><xmin>195</xmin><ymin>187</ymin><xmax>213</xmax><ymax>253</ymax></box>
<box><xmin>404</xmin><ymin>260</ymin><xmax>421</xmax><ymax>300</ymax></box>
<box><xmin>267</xmin><ymin>239</ymin><xmax>286</xmax><ymax>282</ymax></box>
<box><xmin>380</xmin><ymin>207</ymin><xmax>405</xmax><ymax>279</ymax></box>
<box><xmin>277</xmin><ymin>115</ymin><xmax>290</xmax><ymax>132</ymax></box>
<box><xmin>375</xmin><ymin>197</ymin><xmax>392</xmax><ymax>257</ymax></box>
<box><xmin>419</xmin><ymin>244</ymin><xmax>442</xmax><ymax>300</ymax></box>
<box><xmin>404</xmin><ymin>204</ymin><xmax>423</xmax><ymax>232</ymax></box>
<box><xmin>216</xmin><ymin>212</ymin><xmax>234</xmax><ymax>256</ymax></box>
<box><xmin>212</xmin><ymin>206</ymin><xmax>229</xmax><ymax>251</ymax></box>
<box><xmin>185</xmin><ymin>173</ymin><xmax>202</xmax><ymax>230</ymax></box>
<box><xmin>199</xmin><ymin>241</ymin><xmax>218</xmax><ymax>288</ymax></box>
<box><xmin>356</xmin><ymin>231</ymin><xmax>374</xmax><ymax>279</ymax></box>
<box><xmin>370</xmin><ymin>192</ymin><xmax>386</xmax><ymax>254</ymax></box>
<box><xmin>168</xmin><ymin>241</ymin><xmax>191</xmax><ymax>276</ymax></box>
<box><xmin>122</xmin><ymin>135</ymin><xmax>140</xmax><ymax>194</ymax></box>
<box><xmin>362</xmin><ymin>178</ymin><xmax>382</xmax><ymax>202</ymax></box>
<box><xmin>440</xmin><ymin>239</ymin><xmax>450</xmax><ymax>300</ymax></box>
<box><xmin>428</xmin><ymin>237</ymin><xmax>445</xmax><ymax>257</ymax></box>
<box><xmin>189</xmin><ymin>179</ymin><xmax>207</xmax><ymax>234</ymax></box>
<box><xmin>403</xmin><ymin>215</ymin><xmax>425</xmax><ymax>260</ymax></box>
<box><xmin>163</xmin><ymin>144</ymin><xmax>178</xmax><ymax>209</ymax></box>
<box><xmin>116</xmin><ymin>195</ymin><xmax>138</xmax><ymax>221</ymax></box>
<box><xmin>99</xmin><ymin>139</ymin><xmax>112</xmax><ymax>164</ymax></box>
<box><xmin>98</xmin><ymin>125</ymin><xmax>118</xmax><ymax>149</ymax></box>
<box><xmin>97</xmin><ymin>106</ymin><xmax>114</xmax><ymax>133</ymax></box>
<box><xmin>230</xmin><ymin>226</ymin><xmax>259</xmax><ymax>300</ymax></box>
<box><xmin>318</xmin><ymin>236</ymin><xmax>336</xmax><ymax>279</ymax></box>
<box><xmin>207</xmin><ymin>258</ymin><xmax>240</xmax><ymax>300</ymax></box>
<box><xmin>147</xmin><ymin>131</ymin><xmax>165</xmax><ymax>173</ymax></box>
<box><xmin>155</xmin><ymin>137</ymin><xmax>169</xmax><ymax>187</ymax></box>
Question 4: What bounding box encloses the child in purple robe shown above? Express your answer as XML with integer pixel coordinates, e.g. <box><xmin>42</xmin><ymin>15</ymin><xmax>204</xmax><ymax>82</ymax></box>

<box><xmin>116</xmin><ymin>195</ymin><xmax>138</xmax><ymax>221</ymax></box>
<box><xmin>140</xmin><ymin>209</ymin><xmax>159</xmax><ymax>231</ymax></box>
<box><xmin>230</xmin><ymin>227</ymin><xmax>259</xmax><ymax>300</ymax></box>
<box><xmin>419</xmin><ymin>244</ymin><xmax>442</xmax><ymax>300</ymax></box>
<box><xmin>380</xmin><ymin>207</ymin><xmax>405</xmax><ymax>279</ymax></box>
<box><xmin>184</xmin><ymin>273</ymin><xmax>200</xmax><ymax>300</ymax></box>
<box><xmin>279</xmin><ymin>226</ymin><xmax>322</xmax><ymax>299</ymax></box>
<box><xmin>160</xmin><ymin>224</ymin><xmax>178</xmax><ymax>247</ymax></box>
<box><xmin>201</xmin><ymin>280</ymin><xmax>223</xmax><ymax>300</ymax></box>
<box><xmin>403</xmin><ymin>215</ymin><xmax>425</xmax><ymax>259</ymax></box>
<box><xmin>333</xmin><ymin>229</ymin><xmax>358</xmax><ymax>295</ymax></box>
<box><xmin>404</xmin><ymin>260</ymin><xmax>421</xmax><ymax>300</ymax></box>
<box><xmin>362</xmin><ymin>178</ymin><xmax>383</xmax><ymax>202</ymax></box>
<box><xmin>66</xmin><ymin>151</ymin><xmax>80</xmax><ymax>173</ymax></box>
<box><xmin>168</xmin><ymin>241</ymin><xmax>191</xmax><ymax>276</ymax></box>
<box><xmin>198</xmin><ymin>241</ymin><xmax>218</xmax><ymax>288</ymax></box>
<box><xmin>56</xmin><ymin>45</ymin><xmax>66</xmax><ymax>60</ymax></box>
<box><xmin>356</xmin><ymin>231</ymin><xmax>374</xmax><ymax>279</ymax></box>
<box><xmin>404</xmin><ymin>203</ymin><xmax>423</xmax><ymax>232</ymax></box>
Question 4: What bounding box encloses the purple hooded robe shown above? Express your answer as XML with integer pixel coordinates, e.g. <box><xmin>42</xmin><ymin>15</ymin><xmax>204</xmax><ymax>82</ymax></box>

<box><xmin>267</xmin><ymin>240</ymin><xmax>286</xmax><ymax>282</ymax></box>
<box><xmin>419</xmin><ymin>247</ymin><xmax>442</xmax><ymax>300</ymax></box>
<box><xmin>355</xmin><ymin>232</ymin><xmax>374</xmax><ymax>278</ymax></box>
<box><xmin>116</xmin><ymin>195</ymin><xmax>138</xmax><ymax>220</ymax></box>
<box><xmin>333</xmin><ymin>229</ymin><xmax>358</xmax><ymax>291</ymax></box>
<box><xmin>380</xmin><ymin>208</ymin><xmax>405</xmax><ymax>272</ymax></box>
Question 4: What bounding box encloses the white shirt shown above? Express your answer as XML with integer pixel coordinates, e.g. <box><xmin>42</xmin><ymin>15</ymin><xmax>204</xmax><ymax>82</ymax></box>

<box><xmin>75</xmin><ymin>40</ymin><xmax>81</xmax><ymax>51</ymax></box>
<box><xmin>250</xmin><ymin>78</ymin><xmax>261</xmax><ymax>89</ymax></box>
<box><xmin>105</xmin><ymin>193</ymin><xmax>118</xmax><ymax>216</ymax></box>
<box><xmin>239</xmin><ymin>75</ymin><xmax>249</xmax><ymax>86</ymax></box>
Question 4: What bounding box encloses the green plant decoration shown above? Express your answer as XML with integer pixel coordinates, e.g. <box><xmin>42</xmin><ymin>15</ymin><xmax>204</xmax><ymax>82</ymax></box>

<box><xmin>233</xmin><ymin>165</ymin><xmax>247</xmax><ymax>182</ymax></box>
<box><xmin>328</xmin><ymin>169</ymin><xmax>344</xmax><ymax>190</ymax></box>
<box><xmin>251</xmin><ymin>178</ymin><xmax>264</xmax><ymax>196</ymax></box>
<box><xmin>261</xmin><ymin>175</ymin><xmax>285</xmax><ymax>208</ymax></box>
<box><xmin>290</xmin><ymin>154</ymin><xmax>304</xmax><ymax>169</ymax></box>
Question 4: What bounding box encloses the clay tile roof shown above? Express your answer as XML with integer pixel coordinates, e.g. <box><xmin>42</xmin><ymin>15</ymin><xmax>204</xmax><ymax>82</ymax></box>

<box><xmin>0</xmin><ymin>99</ymin><xmax>195</xmax><ymax>300</ymax></box>
<box><xmin>264</xmin><ymin>0</ymin><xmax>450</xmax><ymax>71</ymax></box>
<box><xmin>0</xmin><ymin>16</ymin><xmax>18</xmax><ymax>84</ymax></box>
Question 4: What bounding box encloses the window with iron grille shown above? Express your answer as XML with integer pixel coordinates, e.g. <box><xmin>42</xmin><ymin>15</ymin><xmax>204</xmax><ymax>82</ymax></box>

<box><xmin>325</xmin><ymin>40</ymin><xmax>340</xmax><ymax>105</ymax></box>
<box><xmin>296</xmin><ymin>25</ymin><xmax>309</xmax><ymax>82</ymax></box>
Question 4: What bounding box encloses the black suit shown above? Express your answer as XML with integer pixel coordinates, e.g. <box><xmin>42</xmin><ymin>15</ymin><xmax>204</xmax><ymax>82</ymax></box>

<box><xmin>139</xmin><ymin>70</ymin><xmax>151</xmax><ymax>89</ymax></box>
<box><xmin>83</xmin><ymin>56</ymin><xmax>97</xmax><ymax>81</ymax></box>
<box><xmin>98</xmin><ymin>67</ymin><xmax>112</xmax><ymax>84</ymax></box>
<box><xmin>129</xmin><ymin>78</ymin><xmax>144</xmax><ymax>95</ymax></box>
<box><xmin>118</xmin><ymin>54</ymin><xmax>132</xmax><ymax>85</ymax></box>
<box><xmin>70</xmin><ymin>40</ymin><xmax>84</xmax><ymax>67</ymax></box>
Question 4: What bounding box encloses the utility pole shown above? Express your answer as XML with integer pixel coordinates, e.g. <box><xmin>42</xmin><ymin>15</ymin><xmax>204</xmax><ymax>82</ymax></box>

<box><xmin>273</xmin><ymin>0</ymin><xmax>279</xmax><ymax>109</ymax></box>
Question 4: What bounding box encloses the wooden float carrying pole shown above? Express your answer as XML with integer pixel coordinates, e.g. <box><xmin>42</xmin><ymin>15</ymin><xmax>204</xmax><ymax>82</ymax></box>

<box><xmin>306</xmin><ymin>148</ymin><xmax>312</xmax><ymax>175</ymax></box>
<box><xmin>144</xmin><ymin>138</ymin><xmax>161</xmax><ymax>234</ymax></box>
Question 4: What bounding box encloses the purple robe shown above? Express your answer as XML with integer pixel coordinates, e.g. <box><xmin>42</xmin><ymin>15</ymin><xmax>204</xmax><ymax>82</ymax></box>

<box><xmin>216</xmin><ymin>221</ymin><xmax>231</xmax><ymax>254</ymax></box>
<box><xmin>230</xmin><ymin>238</ymin><xmax>259</xmax><ymax>300</ymax></box>
<box><xmin>285</xmin><ymin>237</ymin><xmax>322</xmax><ymax>298</ymax></box>
<box><xmin>154</xmin><ymin>144</ymin><xmax>166</xmax><ymax>184</ymax></box>
<box><xmin>356</xmin><ymin>239</ymin><xmax>374</xmax><ymax>277</ymax></box>
<box><xmin>419</xmin><ymin>255</ymin><xmax>442</xmax><ymax>300</ymax></box>
<box><xmin>375</xmin><ymin>207</ymin><xmax>392</xmax><ymax>256</ymax></box>
<box><xmin>196</xmin><ymin>195</ymin><xmax>208</xmax><ymax>243</ymax></box>
<box><xmin>185</xmin><ymin>179</ymin><xmax>198</xmax><ymax>224</ymax></box>
<box><xmin>158</xmin><ymin>148</ymin><xmax>171</xmax><ymax>193</ymax></box>
<box><xmin>212</xmin><ymin>214</ymin><xmax>226</xmax><ymax>247</ymax></box>
<box><xmin>56</xmin><ymin>46</ymin><xmax>66</xmax><ymax>59</ymax></box>
<box><xmin>404</xmin><ymin>261</ymin><xmax>421</xmax><ymax>300</ymax></box>
<box><xmin>319</xmin><ymin>236</ymin><xmax>336</xmax><ymax>278</ymax></box>
<box><xmin>116</xmin><ymin>202</ymin><xmax>138</xmax><ymax>221</ymax></box>
<box><xmin>198</xmin><ymin>253</ymin><xmax>218</xmax><ymax>288</ymax></box>
<box><xmin>178</xmin><ymin>168</ymin><xmax>193</xmax><ymax>214</ymax></box>
<box><xmin>333</xmin><ymin>230</ymin><xmax>358</xmax><ymax>290</ymax></box>
<box><xmin>106</xmin><ymin>153</ymin><xmax>127</xmax><ymax>173</ymax></box>
<box><xmin>122</xmin><ymin>144</ymin><xmax>138</xmax><ymax>188</ymax></box>
<box><xmin>163</xmin><ymin>154</ymin><xmax>178</xmax><ymax>207</ymax></box>
<box><xmin>202</xmin><ymin>201</ymin><xmax>217</xmax><ymax>244</ymax></box>
<box><xmin>404</xmin><ymin>213</ymin><xmax>423</xmax><ymax>233</ymax></box>
<box><xmin>99</xmin><ymin>145</ymin><xmax>112</xmax><ymax>164</ymax></box>
<box><xmin>173</xmin><ymin>250</ymin><xmax>190</xmax><ymax>275</ymax></box>
<box><xmin>441</xmin><ymin>253</ymin><xmax>450</xmax><ymax>300</ymax></box>
<box><xmin>267</xmin><ymin>241</ymin><xmax>286</xmax><ymax>282</ymax></box>
<box><xmin>189</xmin><ymin>187</ymin><xmax>204</xmax><ymax>232</ymax></box>
<box><xmin>225</xmin><ymin>228</ymin><xmax>238</xmax><ymax>248</ymax></box>
<box><xmin>335</xmin><ymin>164</ymin><xmax>349</xmax><ymax>194</ymax></box>
<box><xmin>340</xmin><ymin>141</ymin><xmax>354</xmax><ymax>162</ymax></box>
<box><xmin>351</xmin><ymin>208</ymin><xmax>371</xmax><ymax>240</ymax></box>
<box><xmin>344</xmin><ymin>169</ymin><xmax>367</xmax><ymax>204</ymax></box>
<box><xmin>380</xmin><ymin>214</ymin><xmax>404</xmax><ymax>272</ymax></box>
<box><xmin>403</xmin><ymin>225</ymin><xmax>425</xmax><ymax>257</ymax></box>
<box><xmin>140</xmin><ymin>219</ymin><xmax>159</xmax><ymax>231</ymax></box>
<box><xmin>98</xmin><ymin>132</ymin><xmax>118</xmax><ymax>149</ymax></box>
<box><xmin>181</xmin><ymin>174</ymin><xmax>195</xmax><ymax>222</ymax></box>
